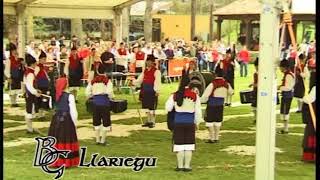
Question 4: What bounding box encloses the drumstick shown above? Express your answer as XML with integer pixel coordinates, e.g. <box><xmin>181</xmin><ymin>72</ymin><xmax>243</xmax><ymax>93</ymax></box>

<box><xmin>308</xmin><ymin>103</ymin><xmax>316</xmax><ymax>131</ymax></box>
<box><xmin>40</xmin><ymin>94</ymin><xmax>52</xmax><ymax>109</ymax></box>
<box><xmin>129</xmin><ymin>86</ymin><xmax>144</xmax><ymax>125</ymax></box>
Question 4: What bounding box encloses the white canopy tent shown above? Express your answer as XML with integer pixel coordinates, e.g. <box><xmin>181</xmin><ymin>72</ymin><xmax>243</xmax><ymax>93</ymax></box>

<box><xmin>3</xmin><ymin>0</ymin><xmax>144</xmax><ymax>57</ymax></box>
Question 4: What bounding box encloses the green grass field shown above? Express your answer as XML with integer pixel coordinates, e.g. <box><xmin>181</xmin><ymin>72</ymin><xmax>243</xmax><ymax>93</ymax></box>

<box><xmin>3</xmin><ymin>64</ymin><xmax>314</xmax><ymax>180</ymax></box>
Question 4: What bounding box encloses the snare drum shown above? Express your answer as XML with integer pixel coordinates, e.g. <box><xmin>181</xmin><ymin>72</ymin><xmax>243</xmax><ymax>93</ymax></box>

<box><xmin>240</xmin><ymin>90</ymin><xmax>253</xmax><ymax>104</ymax></box>
<box><xmin>110</xmin><ymin>99</ymin><xmax>128</xmax><ymax>113</ymax></box>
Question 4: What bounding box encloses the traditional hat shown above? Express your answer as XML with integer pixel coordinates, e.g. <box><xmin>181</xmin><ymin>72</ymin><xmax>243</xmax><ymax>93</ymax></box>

<box><xmin>25</xmin><ymin>53</ymin><xmax>37</xmax><ymax>66</ymax></box>
<box><xmin>146</xmin><ymin>54</ymin><xmax>156</xmax><ymax>62</ymax></box>
<box><xmin>9</xmin><ymin>43</ymin><xmax>17</xmax><ymax>51</ymax></box>
<box><xmin>279</xmin><ymin>59</ymin><xmax>290</xmax><ymax>68</ymax></box>
<box><xmin>39</xmin><ymin>50</ymin><xmax>47</xmax><ymax>59</ymax></box>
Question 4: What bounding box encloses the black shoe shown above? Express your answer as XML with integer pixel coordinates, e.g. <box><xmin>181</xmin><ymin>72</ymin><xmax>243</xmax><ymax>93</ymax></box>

<box><xmin>75</xmin><ymin>100</ymin><xmax>79</xmax><ymax>104</ymax></box>
<box><xmin>183</xmin><ymin>168</ymin><xmax>192</xmax><ymax>172</ymax></box>
<box><xmin>100</xmin><ymin>142</ymin><xmax>108</xmax><ymax>146</ymax></box>
<box><xmin>224</xmin><ymin>103</ymin><xmax>228</xmax><ymax>106</ymax></box>
<box><xmin>11</xmin><ymin>104</ymin><xmax>19</xmax><ymax>107</ymax></box>
<box><xmin>213</xmin><ymin>140</ymin><xmax>220</xmax><ymax>143</ymax></box>
<box><xmin>175</xmin><ymin>167</ymin><xmax>184</xmax><ymax>172</ymax></box>
<box><xmin>278</xmin><ymin>130</ymin><xmax>289</xmax><ymax>134</ymax></box>
<box><xmin>142</xmin><ymin>122</ymin><xmax>151</xmax><ymax>127</ymax></box>
<box><xmin>296</xmin><ymin>110</ymin><xmax>302</xmax><ymax>113</ymax></box>
<box><xmin>148</xmin><ymin>123</ymin><xmax>155</xmax><ymax>128</ymax></box>
<box><xmin>205</xmin><ymin>140</ymin><xmax>214</xmax><ymax>143</ymax></box>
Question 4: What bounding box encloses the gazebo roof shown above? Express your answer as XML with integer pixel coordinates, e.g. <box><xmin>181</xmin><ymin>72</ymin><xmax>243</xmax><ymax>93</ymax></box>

<box><xmin>4</xmin><ymin>0</ymin><xmax>143</xmax><ymax>18</ymax></box>
<box><xmin>213</xmin><ymin>0</ymin><xmax>315</xmax><ymax>20</ymax></box>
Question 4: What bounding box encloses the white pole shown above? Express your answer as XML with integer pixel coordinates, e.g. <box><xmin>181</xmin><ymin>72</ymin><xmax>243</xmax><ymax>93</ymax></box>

<box><xmin>255</xmin><ymin>0</ymin><xmax>281</xmax><ymax>180</ymax></box>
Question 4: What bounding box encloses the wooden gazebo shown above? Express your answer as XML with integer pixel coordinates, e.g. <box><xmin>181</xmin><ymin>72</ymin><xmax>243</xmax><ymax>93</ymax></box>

<box><xmin>212</xmin><ymin>0</ymin><xmax>315</xmax><ymax>50</ymax></box>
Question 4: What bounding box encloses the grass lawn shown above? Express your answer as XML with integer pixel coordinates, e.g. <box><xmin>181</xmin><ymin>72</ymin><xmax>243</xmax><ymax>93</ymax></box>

<box><xmin>3</xmin><ymin>64</ymin><xmax>314</xmax><ymax>180</ymax></box>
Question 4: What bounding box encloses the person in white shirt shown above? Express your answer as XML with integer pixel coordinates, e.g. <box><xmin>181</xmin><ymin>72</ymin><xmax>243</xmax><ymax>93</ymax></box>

<box><xmin>86</xmin><ymin>65</ymin><xmax>114</xmax><ymax>145</ymax></box>
<box><xmin>132</xmin><ymin>55</ymin><xmax>161</xmax><ymax>128</ymax></box>
<box><xmin>201</xmin><ymin>67</ymin><xmax>233</xmax><ymax>143</ymax></box>
<box><xmin>278</xmin><ymin>59</ymin><xmax>296</xmax><ymax>134</ymax></box>
<box><xmin>24</xmin><ymin>54</ymin><xmax>41</xmax><ymax>133</ymax></box>
<box><xmin>48</xmin><ymin>76</ymin><xmax>80</xmax><ymax>168</ymax></box>
<box><xmin>165</xmin><ymin>74</ymin><xmax>203</xmax><ymax>172</ymax></box>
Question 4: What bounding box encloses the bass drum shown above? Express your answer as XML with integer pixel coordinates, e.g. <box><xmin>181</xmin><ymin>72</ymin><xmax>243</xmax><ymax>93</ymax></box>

<box><xmin>189</xmin><ymin>71</ymin><xmax>215</xmax><ymax>95</ymax></box>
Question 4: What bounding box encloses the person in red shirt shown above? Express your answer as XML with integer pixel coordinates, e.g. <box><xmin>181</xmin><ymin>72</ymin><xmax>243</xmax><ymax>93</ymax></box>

<box><xmin>210</xmin><ymin>46</ymin><xmax>220</xmax><ymax>72</ymax></box>
<box><xmin>237</xmin><ymin>45</ymin><xmax>250</xmax><ymax>77</ymax></box>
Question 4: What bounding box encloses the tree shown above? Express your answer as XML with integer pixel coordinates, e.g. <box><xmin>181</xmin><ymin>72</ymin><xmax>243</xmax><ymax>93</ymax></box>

<box><xmin>191</xmin><ymin>0</ymin><xmax>197</xmax><ymax>40</ymax></box>
<box><xmin>144</xmin><ymin>0</ymin><xmax>154</xmax><ymax>43</ymax></box>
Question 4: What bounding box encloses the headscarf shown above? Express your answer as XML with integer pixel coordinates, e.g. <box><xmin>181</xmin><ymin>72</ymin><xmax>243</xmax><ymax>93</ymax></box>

<box><xmin>55</xmin><ymin>77</ymin><xmax>68</xmax><ymax>102</ymax></box>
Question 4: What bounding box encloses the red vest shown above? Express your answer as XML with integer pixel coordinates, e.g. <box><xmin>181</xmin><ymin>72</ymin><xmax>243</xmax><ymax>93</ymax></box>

<box><xmin>69</xmin><ymin>54</ymin><xmax>81</xmax><ymax>70</ymax></box>
<box><xmin>117</xmin><ymin>48</ymin><xmax>127</xmax><ymax>55</ymax></box>
<box><xmin>281</xmin><ymin>70</ymin><xmax>294</xmax><ymax>86</ymax></box>
<box><xmin>211</xmin><ymin>78</ymin><xmax>228</xmax><ymax>95</ymax></box>
<box><xmin>10</xmin><ymin>55</ymin><xmax>21</xmax><ymax>70</ymax></box>
<box><xmin>143</xmin><ymin>67</ymin><xmax>156</xmax><ymax>85</ymax></box>
<box><xmin>222</xmin><ymin>59</ymin><xmax>231</xmax><ymax>72</ymax></box>
<box><xmin>211</xmin><ymin>50</ymin><xmax>219</xmax><ymax>62</ymax></box>
<box><xmin>91</xmin><ymin>75</ymin><xmax>109</xmax><ymax>86</ymax></box>
<box><xmin>173</xmin><ymin>88</ymin><xmax>197</xmax><ymax>102</ymax></box>
<box><xmin>36</xmin><ymin>64</ymin><xmax>49</xmax><ymax>80</ymax></box>
<box><xmin>136</xmin><ymin>51</ymin><xmax>145</xmax><ymax>60</ymax></box>
<box><xmin>308</xmin><ymin>58</ymin><xmax>316</xmax><ymax>69</ymax></box>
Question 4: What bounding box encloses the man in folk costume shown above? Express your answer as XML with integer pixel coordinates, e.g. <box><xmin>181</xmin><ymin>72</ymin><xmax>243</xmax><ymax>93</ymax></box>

<box><xmin>132</xmin><ymin>45</ymin><xmax>147</xmax><ymax>73</ymax></box>
<box><xmin>249</xmin><ymin>58</ymin><xmax>259</xmax><ymax>123</ymax></box>
<box><xmin>306</xmin><ymin>49</ymin><xmax>316</xmax><ymax>92</ymax></box>
<box><xmin>86</xmin><ymin>65</ymin><xmax>114</xmax><ymax>146</ymax></box>
<box><xmin>278</xmin><ymin>59</ymin><xmax>295</xmax><ymax>134</ymax></box>
<box><xmin>165</xmin><ymin>74</ymin><xmax>203</xmax><ymax>172</ymax></box>
<box><xmin>132</xmin><ymin>55</ymin><xmax>161</xmax><ymax>128</ymax></box>
<box><xmin>218</xmin><ymin>48</ymin><xmax>235</xmax><ymax>106</ymax></box>
<box><xmin>24</xmin><ymin>54</ymin><xmax>41</xmax><ymax>133</ymax></box>
<box><xmin>48</xmin><ymin>77</ymin><xmax>80</xmax><ymax>168</ymax></box>
<box><xmin>301</xmin><ymin>82</ymin><xmax>316</xmax><ymax>162</ymax></box>
<box><xmin>65</xmin><ymin>46</ymin><xmax>84</xmax><ymax>103</ymax></box>
<box><xmin>201</xmin><ymin>67</ymin><xmax>233</xmax><ymax>143</ymax></box>
<box><xmin>34</xmin><ymin>50</ymin><xmax>51</xmax><ymax>118</ymax></box>
<box><xmin>115</xmin><ymin>42</ymin><xmax>129</xmax><ymax>89</ymax></box>
<box><xmin>293</xmin><ymin>53</ymin><xmax>306</xmax><ymax>113</ymax></box>
<box><xmin>4</xmin><ymin>43</ymin><xmax>24</xmax><ymax>107</ymax></box>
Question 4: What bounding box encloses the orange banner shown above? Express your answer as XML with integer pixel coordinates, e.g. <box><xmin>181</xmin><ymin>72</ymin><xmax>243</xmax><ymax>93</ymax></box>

<box><xmin>168</xmin><ymin>58</ymin><xmax>192</xmax><ymax>77</ymax></box>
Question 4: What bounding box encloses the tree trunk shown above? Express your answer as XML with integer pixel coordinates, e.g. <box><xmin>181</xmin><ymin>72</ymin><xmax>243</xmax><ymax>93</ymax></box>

<box><xmin>144</xmin><ymin>0</ymin><xmax>154</xmax><ymax>43</ymax></box>
<box><xmin>191</xmin><ymin>0</ymin><xmax>197</xmax><ymax>40</ymax></box>
<box><xmin>122</xmin><ymin>7</ymin><xmax>130</xmax><ymax>44</ymax></box>
<box><xmin>101</xmin><ymin>19</ymin><xmax>107</xmax><ymax>41</ymax></box>
<box><xmin>71</xmin><ymin>18</ymin><xmax>83</xmax><ymax>41</ymax></box>
<box><xmin>209</xmin><ymin>0</ymin><xmax>214</xmax><ymax>41</ymax></box>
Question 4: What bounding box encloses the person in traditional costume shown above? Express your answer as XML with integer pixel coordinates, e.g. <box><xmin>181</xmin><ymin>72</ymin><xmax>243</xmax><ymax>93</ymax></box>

<box><xmin>201</xmin><ymin>67</ymin><xmax>233</xmax><ymax>143</ymax></box>
<box><xmin>132</xmin><ymin>55</ymin><xmax>161</xmax><ymax>128</ymax></box>
<box><xmin>165</xmin><ymin>73</ymin><xmax>203</xmax><ymax>172</ymax></box>
<box><xmin>100</xmin><ymin>44</ymin><xmax>115</xmax><ymax>74</ymax></box>
<box><xmin>87</xmin><ymin>49</ymin><xmax>104</xmax><ymax>83</ymax></box>
<box><xmin>65</xmin><ymin>46</ymin><xmax>84</xmax><ymax>103</ymax></box>
<box><xmin>306</xmin><ymin>49</ymin><xmax>316</xmax><ymax>92</ymax></box>
<box><xmin>301</xmin><ymin>83</ymin><xmax>316</xmax><ymax>163</ymax></box>
<box><xmin>217</xmin><ymin>48</ymin><xmax>235</xmax><ymax>106</ymax></box>
<box><xmin>34</xmin><ymin>50</ymin><xmax>51</xmax><ymax>118</ymax></box>
<box><xmin>293</xmin><ymin>53</ymin><xmax>306</xmax><ymax>113</ymax></box>
<box><xmin>249</xmin><ymin>58</ymin><xmax>259</xmax><ymax>123</ymax></box>
<box><xmin>48</xmin><ymin>77</ymin><xmax>80</xmax><ymax>168</ymax></box>
<box><xmin>86</xmin><ymin>65</ymin><xmax>114</xmax><ymax>145</ymax></box>
<box><xmin>278</xmin><ymin>59</ymin><xmax>295</xmax><ymax>134</ymax></box>
<box><xmin>132</xmin><ymin>45</ymin><xmax>147</xmax><ymax>73</ymax></box>
<box><xmin>24</xmin><ymin>54</ymin><xmax>41</xmax><ymax>133</ymax></box>
<box><xmin>115</xmin><ymin>42</ymin><xmax>129</xmax><ymax>90</ymax></box>
<box><xmin>4</xmin><ymin>43</ymin><xmax>24</xmax><ymax>107</ymax></box>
